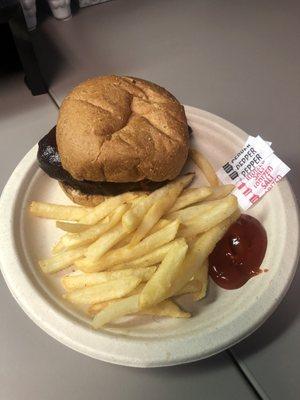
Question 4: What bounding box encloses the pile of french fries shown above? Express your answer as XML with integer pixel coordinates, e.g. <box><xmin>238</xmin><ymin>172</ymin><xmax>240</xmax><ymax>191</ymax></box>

<box><xmin>29</xmin><ymin>150</ymin><xmax>239</xmax><ymax>329</ymax></box>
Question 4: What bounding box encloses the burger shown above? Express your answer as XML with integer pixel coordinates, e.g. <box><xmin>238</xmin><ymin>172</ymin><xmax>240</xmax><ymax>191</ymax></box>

<box><xmin>38</xmin><ymin>75</ymin><xmax>190</xmax><ymax>206</ymax></box>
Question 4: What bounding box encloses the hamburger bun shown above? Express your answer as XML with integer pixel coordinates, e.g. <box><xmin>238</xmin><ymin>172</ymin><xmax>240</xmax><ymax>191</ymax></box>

<box><xmin>59</xmin><ymin>182</ymin><xmax>106</xmax><ymax>207</ymax></box>
<box><xmin>59</xmin><ymin>183</ymin><xmax>149</xmax><ymax>207</ymax></box>
<box><xmin>56</xmin><ymin>76</ymin><xmax>189</xmax><ymax>183</ymax></box>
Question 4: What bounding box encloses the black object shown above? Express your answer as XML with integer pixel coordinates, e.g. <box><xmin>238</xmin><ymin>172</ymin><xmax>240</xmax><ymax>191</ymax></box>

<box><xmin>0</xmin><ymin>21</ymin><xmax>21</xmax><ymax>73</ymax></box>
<box><xmin>0</xmin><ymin>2</ymin><xmax>47</xmax><ymax>95</ymax></box>
<box><xmin>38</xmin><ymin>127</ymin><xmax>168</xmax><ymax>196</ymax></box>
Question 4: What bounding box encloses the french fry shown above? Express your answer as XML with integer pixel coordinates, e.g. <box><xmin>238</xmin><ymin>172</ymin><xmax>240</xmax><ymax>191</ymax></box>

<box><xmin>56</xmin><ymin>221</ymin><xmax>90</xmax><ymax>233</ymax></box>
<box><xmin>139</xmin><ymin>240</ymin><xmax>188</xmax><ymax>309</ymax></box>
<box><xmin>129</xmin><ymin>174</ymin><xmax>194</xmax><ymax>245</ymax></box>
<box><xmin>85</xmin><ymin>222</ymin><xmax>127</xmax><ymax>262</ymax></box>
<box><xmin>148</xmin><ymin>219</ymin><xmax>170</xmax><ymax>235</ymax></box>
<box><xmin>114</xmin><ymin>220</ymin><xmax>169</xmax><ymax>250</ymax></box>
<box><xmin>53</xmin><ymin>204</ymin><xmax>128</xmax><ymax>253</ymax></box>
<box><xmin>109</xmin><ymin>214</ymin><xmax>168</xmax><ymax>249</ymax></box>
<box><xmin>178</xmin><ymin>195</ymin><xmax>238</xmax><ymax>238</ymax></box>
<box><xmin>88</xmin><ymin>283</ymin><xmax>145</xmax><ymax>315</ymax></box>
<box><xmin>92</xmin><ymin>241</ymin><xmax>192</xmax><ymax>329</ymax></box>
<box><xmin>92</xmin><ymin>294</ymin><xmax>140</xmax><ymax>329</ymax></box>
<box><xmin>176</xmin><ymin>279</ymin><xmax>202</xmax><ymax>296</ymax></box>
<box><xmin>190</xmin><ymin>149</ymin><xmax>219</xmax><ymax>187</ymax></box>
<box><xmin>174</xmin><ymin>259</ymin><xmax>208</xmax><ymax>297</ymax></box>
<box><xmin>122</xmin><ymin>195</ymin><xmax>154</xmax><ymax>232</ymax></box>
<box><xmin>89</xmin><ymin>299</ymin><xmax>190</xmax><ymax>318</ymax></box>
<box><xmin>171</xmin><ymin>213</ymin><xmax>240</xmax><ymax>295</ymax></box>
<box><xmin>75</xmin><ymin>219</ymin><xmax>180</xmax><ymax>272</ymax></box>
<box><xmin>110</xmin><ymin>238</ymin><xmax>186</xmax><ymax>270</ymax></box>
<box><xmin>39</xmin><ymin>247</ymin><xmax>86</xmax><ymax>274</ymax></box>
<box><xmin>169</xmin><ymin>187</ymin><xmax>212</xmax><ymax>213</ymax></box>
<box><xmin>140</xmin><ymin>300</ymin><xmax>190</xmax><ymax>318</ymax></box>
<box><xmin>206</xmin><ymin>184</ymin><xmax>235</xmax><ymax>201</ymax></box>
<box><xmin>88</xmin><ymin>302</ymin><xmax>111</xmax><ymax>315</ymax></box>
<box><xmin>115</xmin><ymin>219</ymin><xmax>170</xmax><ymax>249</ymax></box>
<box><xmin>29</xmin><ymin>201</ymin><xmax>90</xmax><ymax>221</ymax></box>
<box><xmin>64</xmin><ymin>276</ymin><xmax>142</xmax><ymax>305</ymax></box>
<box><xmin>122</xmin><ymin>174</ymin><xmax>194</xmax><ymax>232</ymax></box>
<box><xmin>167</xmin><ymin>196</ymin><xmax>235</xmax><ymax>224</ymax></box>
<box><xmin>131</xmin><ymin>194</ymin><xmax>148</xmax><ymax>206</ymax></box>
<box><xmin>112</xmin><ymin>232</ymin><xmax>134</xmax><ymax>248</ymax></box>
<box><xmin>128</xmin><ymin>200</ymin><xmax>172</xmax><ymax>246</ymax></box>
<box><xmin>62</xmin><ymin>266</ymin><xmax>156</xmax><ymax>292</ymax></box>
<box><xmin>167</xmin><ymin>200</ymin><xmax>216</xmax><ymax>223</ymax></box>
<box><xmin>193</xmin><ymin>259</ymin><xmax>209</xmax><ymax>301</ymax></box>
<box><xmin>78</xmin><ymin>192</ymin><xmax>138</xmax><ymax>225</ymax></box>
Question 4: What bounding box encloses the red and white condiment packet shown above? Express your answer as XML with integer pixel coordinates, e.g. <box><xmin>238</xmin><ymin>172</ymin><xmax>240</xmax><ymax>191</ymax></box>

<box><xmin>217</xmin><ymin>135</ymin><xmax>290</xmax><ymax>210</ymax></box>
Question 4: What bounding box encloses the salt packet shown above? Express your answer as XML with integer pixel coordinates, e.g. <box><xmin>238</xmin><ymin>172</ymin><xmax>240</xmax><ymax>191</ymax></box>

<box><xmin>217</xmin><ymin>135</ymin><xmax>290</xmax><ymax>210</ymax></box>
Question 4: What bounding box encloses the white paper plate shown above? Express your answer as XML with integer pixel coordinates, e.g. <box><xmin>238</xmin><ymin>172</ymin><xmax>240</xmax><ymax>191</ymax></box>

<box><xmin>0</xmin><ymin>106</ymin><xmax>299</xmax><ymax>367</ymax></box>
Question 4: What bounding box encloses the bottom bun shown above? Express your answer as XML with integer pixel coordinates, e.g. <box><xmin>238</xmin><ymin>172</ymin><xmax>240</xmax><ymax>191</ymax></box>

<box><xmin>59</xmin><ymin>182</ymin><xmax>107</xmax><ymax>207</ymax></box>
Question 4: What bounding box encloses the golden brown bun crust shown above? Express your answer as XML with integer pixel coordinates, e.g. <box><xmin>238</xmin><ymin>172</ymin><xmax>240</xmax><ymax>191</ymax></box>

<box><xmin>56</xmin><ymin>76</ymin><xmax>189</xmax><ymax>183</ymax></box>
<box><xmin>59</xmin><ymin>182</ymin><xmax>106</xmax><ymax>207</ymax></box>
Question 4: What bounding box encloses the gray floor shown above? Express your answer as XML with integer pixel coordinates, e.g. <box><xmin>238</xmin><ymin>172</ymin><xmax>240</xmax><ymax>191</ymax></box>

<box><xmin>1</xmin><ymin>0</ymin><xmax>300</xmax><ymax>398</ymax></box>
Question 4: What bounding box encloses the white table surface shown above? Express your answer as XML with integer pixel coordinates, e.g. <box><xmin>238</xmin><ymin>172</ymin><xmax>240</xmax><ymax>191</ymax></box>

<box><xmin>1</xmin><ymin>0</ymin><xmax>300</xmax><ymax>398</ymax></box>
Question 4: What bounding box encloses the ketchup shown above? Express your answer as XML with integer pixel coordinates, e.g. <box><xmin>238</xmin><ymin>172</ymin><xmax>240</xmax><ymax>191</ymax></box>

<box><xmin>209</xmin><ymin>214</ymin><xmax>267</xmax><ymax>289</ymax></box>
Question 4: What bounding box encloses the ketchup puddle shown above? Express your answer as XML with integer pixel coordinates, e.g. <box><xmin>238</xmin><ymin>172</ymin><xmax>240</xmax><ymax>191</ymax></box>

<box><xmin>209</xmin><ymin>214</ymin><xmax>267</xmax><ymax>289</ymax></box>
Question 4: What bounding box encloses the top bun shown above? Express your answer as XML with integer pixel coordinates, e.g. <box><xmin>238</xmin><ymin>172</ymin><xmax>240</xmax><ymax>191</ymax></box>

<box><xmin>56</xmin><ymin>76</ymin><xmax>189</xmax><ymax>183</ymax></box>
